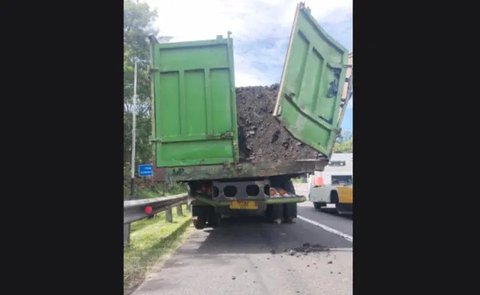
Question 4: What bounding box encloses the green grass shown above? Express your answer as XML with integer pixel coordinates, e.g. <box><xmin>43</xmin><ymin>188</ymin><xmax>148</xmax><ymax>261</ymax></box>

<box><xmin>137</xmin><ymin>182</ymin><xmax>187</xmax><ymax>199</ymax></box>
<box><xmin>124</xmin><ymin>204</ymin><xmax>192</xmax><ymax>295</ymax></box>
<box><xmin>333</xmin><ymin>139</ymin><xmax>353</xmax><ymax>153</ymax></box>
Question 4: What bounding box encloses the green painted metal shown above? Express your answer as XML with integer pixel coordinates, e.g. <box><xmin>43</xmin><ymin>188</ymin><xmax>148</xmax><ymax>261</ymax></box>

<box><xmin>274</xmin><ymin>3</ymin><xmax>349</xmax><ymax>157</ymax></box>
<box><xmin>149</xmin><ymin>3</ymin><xmax>351</xmax><ymax>174</ymax></box>
<box><xmin>194</xmin><ymin>196</ymin><xmax>306</xmax><ymax>207</ymax></box>
<box><xmin>265</xmin><ymin>196</ymin><xmax>305</xmax><ymax>204</ymax></box>
<box><xmin>149</xmin><ymin>36</ymin><xmax>239</xmax><ymax>167</ymax></box>
<box><xmin>194</xmin><ymin>197</ymin><xmax>230</xmax><ymax>207</ymax></box>
<box><xmin>164</xmin><ymin>159</ymin><xmax>328</xmax><ymax>182</ymax></box>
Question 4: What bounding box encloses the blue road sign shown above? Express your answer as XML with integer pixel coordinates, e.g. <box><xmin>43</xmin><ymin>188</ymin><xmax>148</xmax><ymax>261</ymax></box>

<box><xmin>138</xmin><ymin>164</ymin><xmax>153</xmax><ymax>177</ymax></box>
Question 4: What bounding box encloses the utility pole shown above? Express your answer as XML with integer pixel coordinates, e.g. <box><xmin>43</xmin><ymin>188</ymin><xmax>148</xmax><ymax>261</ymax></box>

<box><xmin>126</xmin><ymin>61</ymin><xmax>138</xmax><ymax>246</ymax></box>
<box><xmin>130</xmin><ymin>61</ymin><xmax>138</xmax><ymax>199</ymax></box>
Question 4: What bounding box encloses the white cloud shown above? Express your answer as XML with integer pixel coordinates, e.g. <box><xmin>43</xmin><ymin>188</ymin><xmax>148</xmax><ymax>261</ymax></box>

<box><xmin>143</xmin><ymin>0</ymin><xmax>352</xmax><ymax>86</ymax></box>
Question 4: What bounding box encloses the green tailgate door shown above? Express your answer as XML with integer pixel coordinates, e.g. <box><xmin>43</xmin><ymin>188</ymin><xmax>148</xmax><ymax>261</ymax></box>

<box><xmin>149</xmin><ymin>36</ymin><xmax>239</xmax><ymax>167</ymax></box>
<box><xmin>274</xmin><ymin>3</ymin><xmax>350</xmax><ymax>157</ymax></box>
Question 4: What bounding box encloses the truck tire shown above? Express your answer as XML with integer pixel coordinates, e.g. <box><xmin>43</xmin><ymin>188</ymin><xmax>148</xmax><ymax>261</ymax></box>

<box><xmin>266</xmin><ymin>204</ymin><xmax>284</xmax><ymax>223</ymax></box>
<box><xmin>268</xmin><ymin>176</ymin><xmax>298</xmax><ymax>223</ymax></box>
<box><xmin>282</xmin><ymin>178</ymin><xmax>297</xmax><ymax>222</ymax></box>
<box><xmin>192</xmin><ymin>205</ymin><xmax>207</xmax><ymax>229</ymax></box>
<box><xmin>193</xmin><ymin>215</ymin><xmax>206</xmax><ymax>229</ymax></box>
<box><xmin>207</xmin><ymin>207</ymin><xmax>221</xmax><ymax>227</ymax></box>
<box><xmin>283</xmin><ymin>203</ymin><xmax>297</xmax><ymax>223</ymax></box>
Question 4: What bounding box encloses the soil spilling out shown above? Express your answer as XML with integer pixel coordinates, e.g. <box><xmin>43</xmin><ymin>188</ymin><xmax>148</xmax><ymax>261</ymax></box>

<box><xmin>236</xmin><ymin>84</ymin><xmax>323</xmax><ymax>163</ymax></box>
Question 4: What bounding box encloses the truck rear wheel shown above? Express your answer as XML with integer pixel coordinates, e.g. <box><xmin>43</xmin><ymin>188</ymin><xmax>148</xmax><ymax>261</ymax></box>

<box><xmin>268</xmin><ymin>176</ymin><xmax>298</xmax><ymax>223</ymax></box>
<box><xmin>266</xmin><ymin>204</ymin><xmax>283</xmax><ymax>224</ymax></box>
<box><xmin>193</xmin><ymin>215</ymin><xmax>206</xmax><ymax>229</ymax></box>
<box><xmin>192</xmin><ymin>205</ymin><xmax>207</xmax><ymax>229</ymax></box>
<box><xmin>207</xmin><ymin>207</ymin><xmax>221</xmax><ymax>227</ymax></box>
<box><xmin>283</xmin><ymin>202</ymin><xmax>297</xmax><ymax>223</ymax></box>
<box><xmin>283</xmin><ymin>178</ymin><xmax>297</xmax><ymax>222</ymax></box>
<box><xmin>313</xmin><ymin>202</ymin><xmax>326</xmax><ymax>209</ymax></box>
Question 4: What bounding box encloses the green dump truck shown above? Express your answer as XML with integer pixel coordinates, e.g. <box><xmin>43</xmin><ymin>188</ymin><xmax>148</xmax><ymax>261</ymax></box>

<box><xmin>148</xmin><ymin>2</ymin><xmax>352</xmax><ymax>229</ymax></box>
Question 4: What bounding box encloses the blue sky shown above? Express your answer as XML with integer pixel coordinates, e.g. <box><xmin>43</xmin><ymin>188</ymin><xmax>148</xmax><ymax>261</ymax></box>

<box><xmin>342</xmin><ymin>107</ymin><xmax>352</xmax><ymax>131</ymax></box>
<box><xmin>144</xmin><ymin>0</ymin><xmax>352</xmax><ymax>132</ymax></box>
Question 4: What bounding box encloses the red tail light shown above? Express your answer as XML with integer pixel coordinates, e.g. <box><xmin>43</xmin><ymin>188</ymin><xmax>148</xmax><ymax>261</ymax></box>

<box><xmin>145</xmin><ymin>206</ymin><xmax>153</xmax><ymax>215</ymax></box>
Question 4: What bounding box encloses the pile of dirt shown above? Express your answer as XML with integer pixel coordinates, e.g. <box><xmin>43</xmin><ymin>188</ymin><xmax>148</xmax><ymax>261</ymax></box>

<box><xmin>236</xmin><ymin>84</ymin><xmax>323</xmax><ymax>163</ymax></box>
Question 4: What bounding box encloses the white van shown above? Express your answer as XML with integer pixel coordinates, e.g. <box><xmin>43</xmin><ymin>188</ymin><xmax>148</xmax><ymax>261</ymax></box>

<box><xmin>308</xmin><ymin>153</ymin><xmax>353</xmax><ymax>214</ymax></box>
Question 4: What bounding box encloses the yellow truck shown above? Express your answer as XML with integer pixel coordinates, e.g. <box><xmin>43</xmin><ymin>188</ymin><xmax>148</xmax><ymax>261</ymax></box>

<box><xmin>308</xmin><ymin>153</ymin><xmax>353</xmax><ymax>215</ymax></box>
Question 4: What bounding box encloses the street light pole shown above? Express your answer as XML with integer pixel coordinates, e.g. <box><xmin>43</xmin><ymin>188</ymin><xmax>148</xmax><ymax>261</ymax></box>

<box><xmin>130</xmin><ymin>61</ymin><xmax>138</xmax><ymax>199</ymax></box>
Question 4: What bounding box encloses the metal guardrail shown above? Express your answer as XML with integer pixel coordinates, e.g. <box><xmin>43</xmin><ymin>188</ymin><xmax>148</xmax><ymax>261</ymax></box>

<box><xmin>124</xmin><ymin>193</ymin><xmax>190</xmax><ymax>245</ymax></box>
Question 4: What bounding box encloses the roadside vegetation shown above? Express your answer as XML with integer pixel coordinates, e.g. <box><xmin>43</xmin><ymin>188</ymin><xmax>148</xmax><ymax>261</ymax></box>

<box><xmin>333</xmin><ymin>139</ymin><xmax>352</xmax><ymax>153</ymax></box>
<box><xmin>123</xmin><ymin>0</ymin><xmax>188</xmax><ymax>200</ymax></box>
<box><xmin>333</xmin><ymin>130</ymin><xmax>353</xmax><ymax>153</ymax></box>
<box><xmin>123</xmin><ymin>173</ymin><xmax>187</xmax><ymax>199</ymax></box>
<box><xmin>124</xmin><ymin>204</ymin><xmax>192</xmax><ymax>295</ymax></box>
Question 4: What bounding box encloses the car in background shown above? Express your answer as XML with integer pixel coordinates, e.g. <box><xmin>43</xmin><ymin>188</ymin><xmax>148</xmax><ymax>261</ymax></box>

<box><xmin>308</xmin><ymin>153</ymin><xmax>353</xmax><ymax>215</ymax></box>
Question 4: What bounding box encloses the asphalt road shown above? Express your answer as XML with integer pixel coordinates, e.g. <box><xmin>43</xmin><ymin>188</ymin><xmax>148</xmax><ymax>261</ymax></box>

<box><xmin>132</xmin><ymin>183</ymin><xmax>353</xmax><ymax>295</ymax></box>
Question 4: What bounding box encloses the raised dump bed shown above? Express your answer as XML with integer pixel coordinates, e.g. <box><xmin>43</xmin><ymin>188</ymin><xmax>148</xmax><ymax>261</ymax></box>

<box><xmin>149</xmin><ymin>3</ymin><xmax>350</xmax><ymax>182</ymax></box>
<box><xmin>148</xmin><ymin>2</ymin><xmax>352</xmax><ymax>228</ymax></box>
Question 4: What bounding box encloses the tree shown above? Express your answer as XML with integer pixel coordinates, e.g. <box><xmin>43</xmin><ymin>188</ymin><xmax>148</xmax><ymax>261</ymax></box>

<box><xmin>336</xmin><ymin>129</ymin><xmax>352</xmax><ymax>143</ymax></box>
<box><xmin>333</xmin><ymin>139</ymin><xmax>352</xmax><ymax>153</ymax></box>
<box><xmin>333</xmin><ymin>130</ymin><xmax>353</xmax><ymax>152</ymax></box>
<box><xmin>124</xmin><ymin>0</ymin><xmax>158</xmax><ymax>177</ymax></box>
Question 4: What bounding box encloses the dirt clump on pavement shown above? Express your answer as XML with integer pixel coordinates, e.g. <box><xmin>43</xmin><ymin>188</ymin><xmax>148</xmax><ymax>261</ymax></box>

<box><xmin>283</xmin><ymin>243</ymin><xmax>330</xmax><ymax>257</ymax></box>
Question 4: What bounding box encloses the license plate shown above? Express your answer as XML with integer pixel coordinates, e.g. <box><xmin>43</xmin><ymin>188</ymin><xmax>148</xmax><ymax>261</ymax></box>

<box><xmin>229</xmin><ymin>200</ymin><xmax>258</xmax><ymax>210</ymax></box>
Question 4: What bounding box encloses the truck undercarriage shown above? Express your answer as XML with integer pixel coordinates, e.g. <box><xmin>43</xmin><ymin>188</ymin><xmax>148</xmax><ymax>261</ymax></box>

<box><xmin>188</xmin><ymin>175</ymin><xmax>302</xmax><ymax>229</ymax></box>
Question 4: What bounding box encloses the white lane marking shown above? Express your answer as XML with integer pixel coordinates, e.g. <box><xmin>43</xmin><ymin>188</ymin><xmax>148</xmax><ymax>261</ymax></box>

<box><xmin>297</xmin><ymin>215</ymin><xmax>353</xmax><ymax>242</ymax></box>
